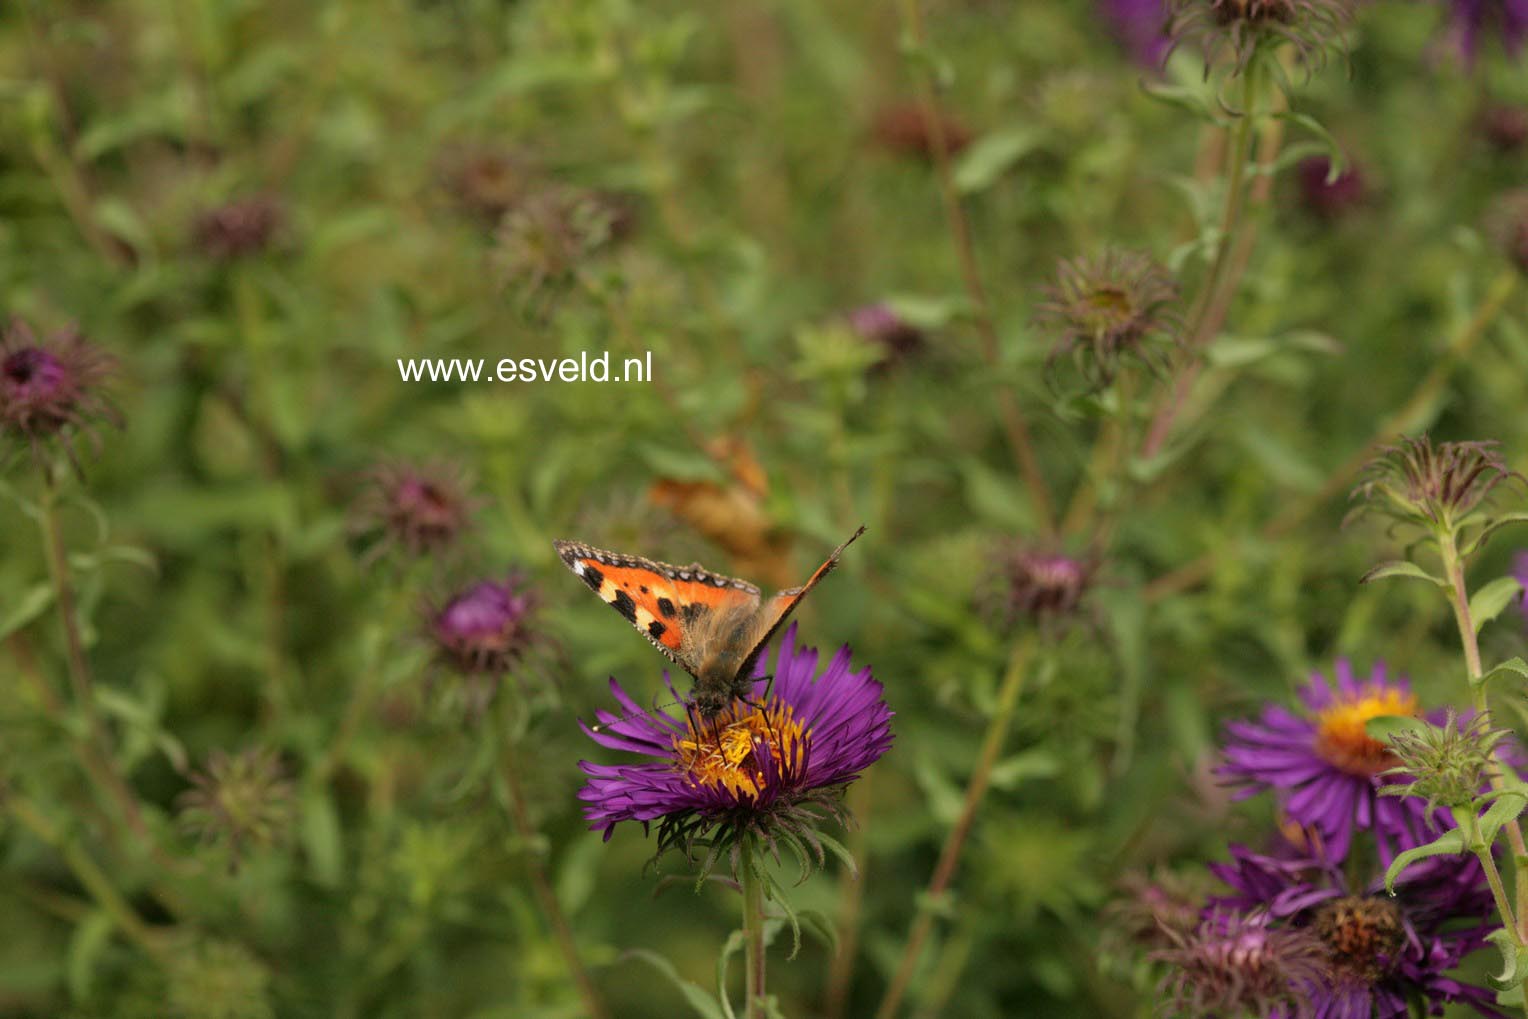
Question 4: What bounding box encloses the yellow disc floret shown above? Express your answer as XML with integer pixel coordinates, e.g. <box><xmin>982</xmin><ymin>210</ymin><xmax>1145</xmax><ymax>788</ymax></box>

<box><xmin>1313</xmin><ymin>685</ymin><xmax>1418</xmax><ymax>777</ymax></box>
<box><xmin>674</xmin><ymin>701</ymin><xmax>809</xmax><ymax>801</ymax></box>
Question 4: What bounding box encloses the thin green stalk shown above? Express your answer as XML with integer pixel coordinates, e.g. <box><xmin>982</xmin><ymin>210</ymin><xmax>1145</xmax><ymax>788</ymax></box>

<box><xmin>1440</xmin><ymin>536</ymin><xmax>1528</xmax><ymax>945</ymax></box>
<box><xmin>896</xmin><ymin>0</ymin><xmax>1056</xmax><ymax>537</ymax></box>
<box><xmin>874</xmin><ymin>638</ymin><xmax>1033</xmax><ymax>1019</ymax></box>
<box><xmin>740</xmin><ymin>836</ymin><xmax>767</xmax><ymax>1019</ymax></box>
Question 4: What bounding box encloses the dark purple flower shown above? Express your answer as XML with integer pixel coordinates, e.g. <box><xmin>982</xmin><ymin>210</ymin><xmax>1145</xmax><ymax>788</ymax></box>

<box><xmin>1099</xmin><ymin>0</ymin><xmax>1172</xmax><ymax>67</ymax></box>
<box><xmin>1209</xmin><ymin>844</ymin><xmax>1505</xmax><ymax>1018</ymax></box>
<box><xmin>1220</xmin><ymin>661</ymin><xmax>1440</xmax><ymax>864</ymax></box>
<box><xmin>0</xmin><ymin>318</ymin><xmax>118</xmax><ymax>464</ymax></box>
<box><xmin>194</xmin><ymin>196</ymin><xmax>283</xmax><ymax>260</ymax></box>
<box><xmin>1447</xmin><ymin>0</ymin><xmax>1528</xmax><ymax>62</ymax></box>
<box><xmin>986</xmin><ymin>545</ymin><xmax>1098</xmax><ymax>630</ymax></box>
<box><xmin>1153</xmin><ymin>909</ymin><xmax>1328</xmax><ymax>1018</ymax></box>
<box><xmin>1297</xmin><ymin>156</ymin><xmax>1366</xmax><ymax>220</ymax></box>
<box><xmin>1480</xmin><ymin>104</ymin><xmax>1528</xmax><ymax>151</ymax></box>
<box><xmin>578</xmin><ymin>624</ymin><xmax>892</xmax><ymax>843</ymax></box>
<box><xmin>354</xmin><ymin>461</ymin><xmax>474</xmax><ymax>560</ymax></box>
<box><xmin>430</xmin><ymin>576</ymin><xmax>539</xmax><ymax>676</ymax></box>
<box><xmin>847</xmin><ymin>303</ymin><xmax>925</xmax><ymax>369</ymax></box>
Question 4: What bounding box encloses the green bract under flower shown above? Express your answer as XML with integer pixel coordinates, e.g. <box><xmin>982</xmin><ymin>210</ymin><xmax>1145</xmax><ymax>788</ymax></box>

<box><xmin>1037</xmin><ymin>250</ymin><xmax>1180</xmax><ymax>388</ymax></box>
<box><xmin>1166</xmin><ymin>0</ymin><xmax>1351</xmax><ymax>79</ymax></box>
<box><xmin>1346</xmin><ymin>435</ymin><xmax>1523</xmax><ymax>549</ymax></box>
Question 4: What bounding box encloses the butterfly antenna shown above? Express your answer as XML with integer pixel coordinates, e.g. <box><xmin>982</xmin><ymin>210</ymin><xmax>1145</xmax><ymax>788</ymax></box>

<box><xmin>590</xmin><ymin>696</ymin><xmax>687</xmax><ymax>733</ymax></box>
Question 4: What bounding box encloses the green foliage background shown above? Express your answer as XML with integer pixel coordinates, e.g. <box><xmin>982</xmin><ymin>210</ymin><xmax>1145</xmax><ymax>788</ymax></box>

<box><xmin>2</xmin><ymin>0</ymin><xmax>1527</xmax><ymax>1016</ymax></box>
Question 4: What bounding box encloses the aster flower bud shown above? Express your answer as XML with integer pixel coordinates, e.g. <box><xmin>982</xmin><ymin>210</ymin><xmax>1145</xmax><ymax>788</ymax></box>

<box><xmin>1037</xmin><ymin>249</ymin><xmax>1181</xmax><ymax>388</ymax></box>
<box><xmin>177</xmin><ymin>748</ymin><xmax>294</xmax><ymax>871</ymax></box>
<box><xmin>1152</xmin><ymin>910</ymin><xmax>1325</xmax><ymax>1018</ymax></box>
<box><xmin>352</xmin><ymin>460</ymin><xmax>474</xmax><ymax>561</ymax></box>
<box><xmin>846</xmin><ymin>303</ymin><xmax>926</xmax><ymax>370</ymax></box>
<box><xmin>194</xmin><ymin>196</ymin><xmax>283</xmax><ymax>261</ymax></box>
<box><xmin>0</xmin><ymin>317</ymin><xmax>118</xmax><ymax>468</ymax></box>
<box><xmin>1166</xmin><ymin>0</ymin><xmax>1351</xmax><ymax>78</ymax></box>
<box><xmin>984</xmin><ymin>545</ymin><xmax>1098</xmax><ymax>631</ymax></box>
<box><xmin>493</xmin><ymin>187</ymin><xmax>616</xmax><ymax>297</ymax></box>
<box><xmin>441</xmin><ymin>144</ymin><xmax>533</xmax><ymax>225</ymax></box>
<box><xmin>1347</xmin><ymin>435</ymin><xmax>1523</xmax><ymax>550</ymax></box>
<box><xmin>430</xmin><ymin>576</ymin><xmax>539</xmax><ymax>676</ymax></box>
<box><xmin>1379</xmin><ymin>711</ymin><xmax>1507</xmax><ymax>814</ymax></box>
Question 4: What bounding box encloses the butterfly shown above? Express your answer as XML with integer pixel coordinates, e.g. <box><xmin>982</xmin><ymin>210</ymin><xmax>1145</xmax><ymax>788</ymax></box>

<box><xmin>554</xmin><ymin>526</ymin><xmax>866</xmax><ymax>719</ymax></box>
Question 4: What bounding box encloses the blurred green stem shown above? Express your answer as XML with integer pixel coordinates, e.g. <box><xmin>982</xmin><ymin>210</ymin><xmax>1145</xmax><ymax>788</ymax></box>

<box><xmin>874</xmin><ymin>637</ymin><xmax>1033</xmax><ymax>1019</ymax></box>
<box><xmin>740</xmin><ymin>835</ymin><xmax>767</xmax><ymax>1019</ymax></box>
<box><xmin>37</xmin><ymin>474</ymin><xmax>150</xmax><ymax>843</ymax></box>
<box><xmin>823</xmin><ymin>774</ymin><xmax>873</xmax><ymax>1019</ymax></box>
<box><xmin>8</xmin><ymin>795</ymin><xmax>162</xmax><ymax>960</ymax></box>
<box><xmin>896</xmin><ymin>0</ymin><xmax>1056</xmax><ymax>538</ymax></box>
<box><xmin>1144</xmin><ymin>268</ymin><xmax>1519</xmax><ymax>602</ymax></box>
<box><xmin>1141</xmin><ymin>55</ymin><xmax>1270</xmax><ymax>459</ymax></box>
<box><xmin>1440</xmin><ymin>533</ymin><xmax>1528</xmax><ymax>945</ymax></box>
<box><xmin>498</xmin><ymin>726</ymin><xmax>609</xmax><ymax>1019</ymax></box>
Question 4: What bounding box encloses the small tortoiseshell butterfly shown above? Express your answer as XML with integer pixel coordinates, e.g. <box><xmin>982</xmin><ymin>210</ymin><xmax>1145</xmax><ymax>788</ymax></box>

<box><xmin>554</xmin><ymin>526</ymin><xmax>866</xmax><ymax>718</ymax></box>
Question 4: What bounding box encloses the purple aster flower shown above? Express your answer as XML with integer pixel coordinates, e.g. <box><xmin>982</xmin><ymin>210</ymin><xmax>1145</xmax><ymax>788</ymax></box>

<box><xmin>985</xmin><ymin>545</ymin><xmax>1099</xmax><ymax>632</ymax></box>
<box><xmin>1209</xmin><ymin>844</ymin><xmax>1505</xmax><ymax>1018</ymax></box>
<box><xmin>430</xmin><ymin>577</ymin><xmax>538</xmax><ymax>675</ymax></box>
<box><xmin>1220</xmin><ymin>661</ymin><xmax>1441</xmax><ymax>865</ymax></box>
<box><xmin>352</xmin><ymin>460</ymin><xmax>475</xmax><ymax>561</ymax></box>
<box><xmin>1446</xmin><ymin>0</ymin><xmax>1528</xmax><ymax>62</ymax></box>
<box><xmin>578</xmin><ymin>623</ymin><xmax>892</xmax><ymax>857</ymax></box>
<box><xmin>1099</xmin><ymin>0</ymin><xmax>1172</xmax><ymax>67</ymax></box>
<box><xmin>0</xmin><ymin>317</ymin><xmax>118</xmax><ymax>468</ymax></box>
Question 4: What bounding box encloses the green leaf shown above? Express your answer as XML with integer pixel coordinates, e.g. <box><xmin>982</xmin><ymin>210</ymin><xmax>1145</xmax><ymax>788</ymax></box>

<box><xmin>1385</xmin><ymin>828</ymin><xmax>1466</xmax><ymax>893</ymax></box>
<box><xmin>1487</xmin><ymin>929</ymin><xmax>1528</xmax><ymax>990</ymax></box>
<box><xmin>0</xmin><ymin>583</ymin><xmax>55</xmax><ymax>641</ymax></box>
<box><xmin>1462</xmin><ymin>511</ymin><xmax>1528</xmax><ymax>558</ymax></box>
<box><xmin>953</xmin><ymin>126</ymin><xmax>1043</xmax><ymax>193</ymax></box>
<box><xmin>1359</xmin><ymin>560</ymin><xmax>1446</xmax><ymax>587</ymax></box>
<box><xmin>623</xmin><ymin>948</ymin><xmax>725</xmax><ymax>1019</ymax></box>
<box><xmin>1479</xmin><ymin>658</ymin><xmax>1528</xmax><ymax>690</ymax></box>
<box><xmin>716</xmin><ymin>931</ymin><xmax>745</xmax><ymax>1019</ymax></box>
<box><xmin>301</xmin><ymin>787</ymin><xmax>344</xmax><ymax>889</ymax></box>
<box><xmin>1471</xmin><ymin>576</ymin><xmax>1525</xmax><ymax>633</ymax></box>
<box><xmin>1364</xmin><ymin>715</ymin><xmax>1430</xmax><ymax>744</ymax></box>
<box><xmin>66</xmin><ymin>910</ymin><xmax>114</xmax><ymax>1002</ymax></box>
<box><xmin>1481</xmin><ymin>787</ymin><xmax>1528</xmax><ymax>847</ymax></box>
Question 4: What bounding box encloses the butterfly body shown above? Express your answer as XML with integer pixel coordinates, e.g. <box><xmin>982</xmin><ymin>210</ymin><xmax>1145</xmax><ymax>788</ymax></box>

<box><xmin>554</xmin><ymin>526</ymin><xmax>865</xmax><ymax>718</ymax></box>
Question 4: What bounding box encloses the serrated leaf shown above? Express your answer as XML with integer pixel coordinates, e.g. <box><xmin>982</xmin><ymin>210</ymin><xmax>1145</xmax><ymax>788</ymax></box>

<box><xmin>1359</xmin><ymin>560</ymin><xmax>1445</xmax><ymax>587</ymax></box>
<box><xmin>624</xmin><ymin>948</ymin><xmax>725</xmax><ymax>1019</ymax></box>
<box><xmin>1385</xmin><ymin>828</ymin><xmax>1466</xmax><ymax>892</ymax></box>
<box><xmin>1471</xmin><ymin>576</ymin><xmax>1525</xmax><ymax>633</ymax></box>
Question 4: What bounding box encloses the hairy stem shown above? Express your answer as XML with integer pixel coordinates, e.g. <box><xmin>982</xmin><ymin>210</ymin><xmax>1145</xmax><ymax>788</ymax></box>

<box><xmin>896</xmin><ymin>0</ymin><xmax>1055</xmax><ymax>537</ymax></box>
<box><xmin>740</xmin><ymin>835</ymin><xmax>767</xmax><ymax>1019</ymax></box>
<box><xmin>874</xmin><ymin>639</ymin><xmax>1032</xmax><ymax>1019</ymax></box>
<box><xmin>1441</xmin><ymin>536</ymin><xmax>1528</xmax><ymax>943</ymax></box>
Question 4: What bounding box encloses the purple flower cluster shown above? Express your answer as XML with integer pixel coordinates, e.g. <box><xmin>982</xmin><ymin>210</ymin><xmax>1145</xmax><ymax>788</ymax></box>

<box><xmin>578</xmin><ymin>624</ymin><xmax>892</xmax><ymax>842</ymax></box>
<box><xmin>1143</xmin><ymin>659</ymin><xmax>1505</xmax><ymax>1016</ymax></box>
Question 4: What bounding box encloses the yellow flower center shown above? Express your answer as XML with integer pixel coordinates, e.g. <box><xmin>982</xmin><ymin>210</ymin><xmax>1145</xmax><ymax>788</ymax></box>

<box><xmin>674</xmin><ymin>701</ymin><xmax>808</xmax><ymax>801</ymax></box>
<box><xmin>1313</xmin><ymin>686</ymin><xmax>1418</xmax><ymax>777</ymax></box>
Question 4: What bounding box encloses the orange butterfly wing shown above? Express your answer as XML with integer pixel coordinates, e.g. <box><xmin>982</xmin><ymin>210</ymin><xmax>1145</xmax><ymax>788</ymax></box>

<box><xmin>737</xmin><ymin>525</ymin><xmax>866</xmax><ymax>673</ymax></box>
<box><xmin>553</xmin><ymin>540</ymin><xmax>760</xmax><ymax>675</ymax></box>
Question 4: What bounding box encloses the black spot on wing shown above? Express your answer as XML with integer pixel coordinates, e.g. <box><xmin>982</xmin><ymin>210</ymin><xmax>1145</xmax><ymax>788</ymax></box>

<box><xmin>611</xmin><ymin>589</ymin><xmax>638</xmax><ymax>622</ymax></box>
<box><xmin>681</xmin><ymin>602</ymin><xmax>707</xmax><ymax>622</ymax></box>
<box><xmin>581</xmin><ymin>565</ymin><xmax>604</xmax><ymax>591</ymax></box>
<box><xmin>648</xmin><ymin>620</ymin><xmax>667</xmax><ymax>639</ymax></box>
<box><xmin>657</xmin><ymin>598</ymin><xmax>677</xmax><ymax>619</ymax></box>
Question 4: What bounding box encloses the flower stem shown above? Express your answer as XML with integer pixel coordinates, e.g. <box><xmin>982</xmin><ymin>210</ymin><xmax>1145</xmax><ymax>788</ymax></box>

<box><xmin>1141</xmin><ymin>55</ymin><xmax>1269</xmax><ymax>460</ymax></box>
<box><xmin>1440</xmin><ymin>535</ymin><xmax>1528</xmax><ymax>943</ymax></box>
<box><xmin>896</xmin><ymin>0</ymin><xmax>1056</xmax><ymax>537</ymax></box>
<box><xmin>499</xmin><ymin>740</ymin><xmax>610</xmax><ymax>1019</ymax></box>
<box><xmin>874</xmin><ymin>638</ymin><xmax>1033</xmax><ymax>1019</ymax></box>
<box><xmin>740</xmin><ymin>835</ymin><xmax>768</xmax><ymax>1019</ymax></box>
<box><xmin>37</xmin><ymin>475</ymin><xmax>149</xmax><ymax>842</ymax></box>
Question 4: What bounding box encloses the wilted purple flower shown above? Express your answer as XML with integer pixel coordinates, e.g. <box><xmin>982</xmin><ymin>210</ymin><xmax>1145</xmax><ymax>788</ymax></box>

<box><xmin>1446</xmin><ymin>0</ymin><xmax>1528</xmax><ymax>62</ymax></box>
<box><xmin>0</xmin><ymin>318</ymin><xmax>118</xmax><ymax>465</ymax></box>
<box><xmin>986</xmin><ymin>546</ymin><xmax>1098</xmax><ymax>631</ymax></box>
<box><xmin>847</xmin><ymin>303</ymin><xmax>925</xmax><ymax>368</ymax></box>
<box><xmin>430</xmin><ymin>577</ymin><xmax>539</xmax><ymax>677</ymax></box>
<box><xmin>579</xmin><ymin>624</ymin><xmax>892</xmax><ymax>859</ymax></box>
<box><xmin>194</xmin><ymin>196</ymin><xmax>283</xmax><ymax>260</ymax></box>
<box><xmin>1209</xmin><ymin>845</ymin><xmax>1504</xmax><ymax>1018</ymax></box>
<box><xmin>1099</xmin><ymin>0</ymin><xmax>1172</xmax><ymax>67</ymax></box>
<box><xmin>1297</xmin><ymin>155</ymin><xmax>1366</xmax><ymax>220</ymax></box>
<box><xmin>1348</xmin><ymin>434</ymin><xmax>1521</xmax><ymax>539</ymax></box>
<box><xmin>441</xmin><ymin>144</ymin><xmax>534</xmax><ymax>225</ymax></box>
<box><xmin>1153</xmin><ymin>909</ymin><xmax>1327</xmax><ymax>1018</ymax></box>
<box><xmin>1167</xmin><ymin>0</ymin><xmax>1352</xmax><ymax>78</ymax></box>
<box><xmin>353</xmin><ymin>461</ymin><xmax>474</xmax><ymax>560</ymax></box>
<box><xmin>1037</xmin><ymin>249</ymin><xmax>1181</xmax><ymax>387</ymax></box>
<box><xmin>1220</xmin><ymin>661</ymin><xmax>1439</xmax><ymax>864</ymax></box>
